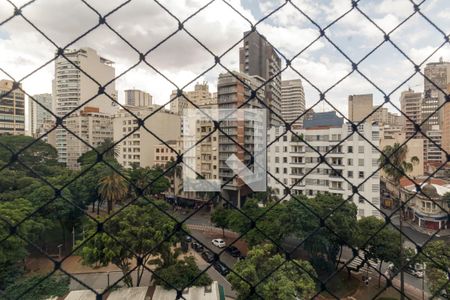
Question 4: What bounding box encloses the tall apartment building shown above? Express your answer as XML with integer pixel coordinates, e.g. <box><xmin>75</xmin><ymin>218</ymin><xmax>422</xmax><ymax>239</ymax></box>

<box><xmin>424</xmin><ymin>125</ymin><xmax>444</xmax><ymax>164</ymax></box>
<box><xmin>400</xmin><ymin>89</ymin><xmax>422</xmax><ymax>139</ymax></box>
<box><xmin>29</xmin><ymin>93</ymin><xmax>53</xmax><ymax>137</ymax></box>
<box><xmin>170</xmin><ymin>82</ymin><xmax>212</xmax><ymax>115</ymax></box>
<box><xmin>217</xmin><ymin>71</ymin><xmax>266</xmax><ymax>207</ymax></box>
<box><xmin>65</xmin><ymin>107</ymin><xmax>113</xmax><ymax>169</ymax></box>
<box><xmin>421</xmin><ymin>95</ymin><xmax>440</xmax><ymax>132</ymax></box>
<box><xmin>348</xmin><ymin>94</ymin><xmax>373</xmax><ymax>123</ymax></box>
<box><xmin>113</xmin><ymin>105</ymin><xmax>180</xmax><ymax>168</ymax></box>
<box><xmin>53</xmin><ymin>47</ymin><xmax>116</xmax><ymax>164</ymax></box>
<box><xmin>281</xmin><ymin>79</ymin><xmax>305</xmax><ymax>129</ymax></box>
<box><xmin>239</xmin><ymin>31</ymin><xmax>282</xmax><ymax>127</ymax></box>
<box><xmin>125</xmin><ymin>89</ymin><xmax>152</xmax><ymax>107</ymax></box>
<box><xmin>442</xmin><ymin>85</ymin><xmax>450</xmax><ymax>159</ymax></box>
<box><xmin>0</xmin><ymin>79</ymin><xmax>25</xmax><ymax>135</ymax></box>
<box><xmin>267</xmin><ymin>111</ymin><xmax>381</xmax><ymax>218</ymax></box>
<box><xmin>372</xmin><ymin>106</ymin><xmax>401</xmax><ymax>126</ymax></box>
<box><xmin>424</xmin><ymin>59</ymin><xmax>450</xmax><ymax>127</ymax></box>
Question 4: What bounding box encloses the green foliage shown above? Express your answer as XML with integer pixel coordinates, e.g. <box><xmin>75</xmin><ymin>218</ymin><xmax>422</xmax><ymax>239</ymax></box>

<box><xmin>80</xmin><ymin>203</ymin><xmax>177</xmax><ymax>287</ymax></box>
<box><xmin>127</xmin><ymin>165</ymin><xmax>170</xmax><ymax>197</ymax></box>
<box><xmin>0</xmin><ymin>135</ymin><xmax>61</xmax><ymax>177</ymax></box>
<box><xmin>98</xmin><ymin>172</ymin><xmax>127</xmax><ymax>213</ymax></box>
<box><xmin>154</xmin><ymin>256</ymin><xmax>212</xmax><ymax>289</ymax></box>
<box><xmin>419</xmin><ymin>240</ymin><xmax>449</xmax><ymax>296</ymax></box>
<box><xmin>210</xmin><ymin>208</ymin><xmax>231</xmax><ymax>237</ymax></box>
<box><xmin>227</xmin><ymin>244</ymin><xmax>317</xmax><ymax>300</ymax></box>
<box><xmin>77</xmin><ymin>138</ymin><xmax>118</xmax><ymax>166</ymax></box>
<box><xmin>379</xmin><ymin>143</ymin><xmax>419</xmax><ymax>184</ymax></box>
<box><xmin>3</xmin><ymin>275</ymin><xmax>69</xmax><ymax>300</ymax></box>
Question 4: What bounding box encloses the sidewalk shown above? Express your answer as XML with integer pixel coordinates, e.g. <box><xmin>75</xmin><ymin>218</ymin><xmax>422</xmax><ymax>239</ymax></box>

<box><xmin>405</xmin><ymin>219</ymin><xmax>450</xmax><ymax>237</ymax></box>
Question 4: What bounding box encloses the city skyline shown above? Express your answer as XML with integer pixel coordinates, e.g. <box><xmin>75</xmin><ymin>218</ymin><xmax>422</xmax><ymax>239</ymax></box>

<box><xmin>1</xmin><ymin>0</ymin><xmax>450</xmax><ymax>121</ymax></box>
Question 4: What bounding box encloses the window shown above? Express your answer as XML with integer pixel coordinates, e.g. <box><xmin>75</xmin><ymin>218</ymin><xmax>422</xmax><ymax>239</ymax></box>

<box><xmin>347</xmin><ymin>171</ymin><xmax>353</xmax><ymax>178</ymax></box>
<box><xmin>347</xmin><ymin>146</ymin><xmax>353</xmax><ymax>153</ymax></box>
<box><xmin>275</xmin><ymin>167</ymin><xmax>279</xmax><ymax>173</ymax></box>
<box><xmin>358</xmin><ymin>159</ymin><xmax>364</xmax><ymax>166</ymax></box>
<box><xmin>284</xmin><ymin>146</ymin><xmax>288</xmax><ymax>152</ymax></box>
<box><xmin>358</xmin><ymin>209</ymin><xmax>365</xmax><ymax>217</ymax></box>
<box><xmin>283</xmin><ymin>168</ymin><xmax>287</xmax><ymax>174</ymax></box>
<box><xmin>358</xmin><ymin>146</ymin><xmax>364</xmax><ymax>153</ymax></box>
<box><xmin>348</xmin><ymin>159</ymin><xmax>353</xmax><ymax>166</ymax></box>
<box><xmin>275</xmin><ymin>157</ymin><xmax>279</xmax><ymax>163</ymax></box>
<box><xmin>283</xmin><ymin>157</ymin><xmax>287</xmax><ymax>163</ymax></box>
<box><xmin>359</xmin><ymin>171</ymin><xmax>364</xmax><ymax>178</ymax></box>
<box><xmin>283</xmin><ymin>136</ymin><xmax>287</xmax><ymax>141</ymax></box>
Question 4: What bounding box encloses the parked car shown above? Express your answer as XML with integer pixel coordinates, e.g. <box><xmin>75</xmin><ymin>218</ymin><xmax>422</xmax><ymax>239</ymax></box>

<box><xmin>191</xmin><ymin>242</ymin><xmax>204</xmax><ymax>253</ymax></box>
<box><xmin>201</xmin><ymin>250</ymin><xmax>215</xmax><ymax>263</ymax></box>
<box><xmin>185</xmin><ymin>235</ymin><xmax>192</xmax><ymax>243</ymax></box>
<box><xmin>213</xmin><ymin>261</ymin><xmax>229</xmax><ymax>276</ymax></box>
<box><xmin>225</xmin><ymin>245</ymin><xmax>241</xmax><ymax>257</ymax></box>
<box><xmin>212</xmin><ymin>238</ymin><xmax>226</xmax><ymax>248</ymax></box>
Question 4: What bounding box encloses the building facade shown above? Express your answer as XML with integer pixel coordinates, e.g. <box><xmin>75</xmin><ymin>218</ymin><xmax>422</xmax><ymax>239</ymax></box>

<box><xmin>217</xmin><ymin>71</ymin><xmax>266</xmax><ymax>207</ymax></box>
<box><xmin>442</xmin><ymin>94</ymin><xmax>450</xmax><ymax>159</ymax></box>
<box><xmin>424</xmin><ymin>59</ymin><xmax>450</xmax><ymax>128</ymax></box>
<box><xmin>372</xmin><ymin>106</ymin><xmax>401</xmax><ymax>126</ymax></box>
<box><xmin>113</xmin><ymin>105</ymin><xmax>181</xmax><ymax>168</ymax></box>
<box><xmin>267</xmin><ymin>111</ymin><xmax>381</xmax><ymax>218</ymax></box>
<box><xmin>65</xmin><ymin>107</ymin><xmax>113</xmax><ymax>169</ymax></box>
<box><xmin>0</xmin><ymin>80</ymin><xmax>25</xmax><ymax>135</ymax></box>
<box><xmin>53</xmin><ymin>47</ymin><xmax>116</xmax><ymax>164</ymax></box>
<box><xmin>281</xmin><ymin>79</ymin><xmax>305</xmax><ymax>129</ymax></box>
<box><xmin>125</xmin><ymin>89</ymin><xmax>152</xmax><ymax>107</ymax></box>
<box><xmin>29</xmin><ymin>93</ymin><xmax>53</xmax><ymax>137</ymax></box>
<box><xmin>400</xmin><ymin>89</ymin><xmax>422</xmax><ymax>139</ymax></box>
<box><xmin>239</xmin><ymin>31</ymin><xmax>282</xmax><ymax>126</ymax></box>
<box><xmin>348</xmin><ymin>94</ymin><xmax>373</xmax><ymax>123</ymax></box>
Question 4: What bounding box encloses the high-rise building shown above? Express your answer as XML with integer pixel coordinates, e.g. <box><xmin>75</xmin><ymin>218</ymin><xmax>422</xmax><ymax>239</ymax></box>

<box><xmin>65</xmin><ymin>106</ymin><xmax>113</xmax><ymax>169</ymax></box>
<box><xmin>170</xmin><ymin>82</ymin><xmax>214</xmax><ymax>136</ymax></box>
<box><xmin>267</xmin><ymin>111</ymin><xmax>381</xmax><ymax>218</ymax></box>
<box><xmin>0</xmin><ymin>79</ymin><xmax>25</xmax><ymax>135</ymax></box>
<box><xmin>113</xmin><ymin>105</ymin><xmax>181</xmax><ymax>168</ymax></box>
<box><xmin>281</xmin><ymin>79</ymin><xmax>305</xmax><ymax>129</ymax></box>
<box><xmin>372</xmin><ymin>106</ymin><xmax>401</xmax><ymax>126</ymax></box>
<box><xmin>29</xmin><ymin>93</ymin><xmax>53</xmax><ymax>137</ymax></box>
<box><xmin>348</xmin><ymin>94</ymin><xmax>373</xmax><ymax>123</ymax></box>
<box><xmin>400</xmin><ymin>89</ymin><xmax>422</xmax><ymax>139</ymax></box>
<box><xmin>217</xmin><ymin>71</ymin><xmax>266</xmax><ymax>207</ymax></box>
<box><xmin>424</xmin><ymin>59</ymin><xmax>450</xmax><ymax>127</ymax></box>
<box><xmin>239</xmin><ymin>31</ymin><xmax>282</xmax><ymax>126</ymax></box>
<box><xmin>53</xmin><ymin>47</ymin><xmax>117</xmax><ymax>164</ymax></box>
<box><xmin>421</xmin><ymin>94</ymin><xmax>440</xmax><ymax>132</ymax></box>
<box><xmin>424</xmin><ymin>125</ymin><xmax>444</xmax><ymax>165</ymax></box>
<box><xmin>125</xmin><ymin>89</ymin><xmax>152</xmax><ymax>107</ymax></box>
<box><xmin>442</xmin><ymin>85</ymin><xmax>450</xmax><ymax>160</ymax></box>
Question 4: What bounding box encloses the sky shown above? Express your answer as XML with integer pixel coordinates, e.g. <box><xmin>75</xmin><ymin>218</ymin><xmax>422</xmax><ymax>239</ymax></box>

<box><xmin>1</xmin><ymin>0</ymin><xmax>450</xmax><ymax>125</ymax></box>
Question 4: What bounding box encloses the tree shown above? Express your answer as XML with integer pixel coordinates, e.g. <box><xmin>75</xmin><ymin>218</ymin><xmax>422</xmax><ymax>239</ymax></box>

<box><xmin>419</xmin><ymin>240</ymin><xmax>449</xmax><ymax>297</ymax></box>
<box><xmin>153</xmin><ymin>256</ymin><xmax>212</xmax><ymax>289</ymax></box>
<box><xmin>0</xmin><ymin>199</ymin><xmax>48</xmax><ymax>289</ymax></box>
<box><xmin>227</xmin><ymin>244</ymin><xmax>317</xmax><ymax>300</ymax></box>
<box><xmin>252</xmin><ymin>186</ymin><xmax>279</xmax><ymax>206</ymax></box>
<box><xmin>77</xmin><ymin>138</ymin><xmax>118</xmax><ymax>166</ymax></box>
<box><xmin>3</xmin><ymin>275</ymin><xmax>69</xmax><ymax>300</ymax></box>
<box><xmin>98</xmin><ymin>172</ymin><xmax>127</xmax><ymax>214</ymax></box>
<box><xmin>356</xmin><ymin>216</ymin><xmax>401</xmax><ymax>287</ymax></box>
<box><xmin>211</xmin><ymin>208</ymin><xmax>231</xmax><ymax>237</ymax></box>
<box><xmin>127</xmin><ymin>166</ymin><xmax>170</xmax><ymax>199</ymax></box>
<box><xmin>0</xmin><ymin>135</ymin><xmax>62</xmax><ymax>177</ymax></box>
<box><xmin>80</xmin><ymin>203</ymin><xmax>177</xmax><ymax>287</ymax></box>
<box><xmin>379</xmin><ymin>143</ymin><xmax>419</xmax><ymax>299</ymax></box>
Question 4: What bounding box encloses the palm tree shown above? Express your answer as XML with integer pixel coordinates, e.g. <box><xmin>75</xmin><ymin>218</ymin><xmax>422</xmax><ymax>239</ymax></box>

<box><xmin>379</xmin><ymin>143</ymin><xmax>419</xmax><ymax>300</ymax></box>
<box><xmin>98</xmin><ymin>172</ymin><xmax>127</xmax><ymax>214</ymax></box>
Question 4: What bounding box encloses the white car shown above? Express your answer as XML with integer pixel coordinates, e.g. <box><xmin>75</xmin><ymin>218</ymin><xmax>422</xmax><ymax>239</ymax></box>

<box><xmin>212</xmin><ymin>238</ymin><xmax>226</xmax><ymax>248</ymax></box>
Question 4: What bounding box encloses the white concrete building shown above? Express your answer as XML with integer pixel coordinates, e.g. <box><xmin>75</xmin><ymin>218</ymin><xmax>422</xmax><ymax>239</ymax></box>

<box><xmin>52</xmin><ymin>47</ymin><xmax>117</xmax><ymax>164</ymax></box>
<box><xmin>65</xmin><ymin>106</ymin><xmax>113</xmax><ymax>169</ymax></box>
<box><xmin>29</xmin><ymin>93</ymin><xmax>53</xmax><ymax>137</ymax></box>
<box><xmin>113</xmin><ymin>105</ymin><xmax>181</xmax><ymax>168</ymax></box>
<box><xmin>267</xmin><ymin>111</ymin><xmax>381</xmax><ymax>218</ymax></box>
<box><xmin>125</xmin><ymin>89</ymin><xmax>152</xmax><ymax>107</ymax></box>
<box><xmin>281</xmin><ymin>79</ymin><xmax>305</xmax><ymax>129</ymax></box>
